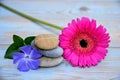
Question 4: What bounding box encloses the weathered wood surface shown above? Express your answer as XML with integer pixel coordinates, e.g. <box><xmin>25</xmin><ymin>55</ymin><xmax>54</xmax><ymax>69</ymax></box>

<box><xmin>0</xmin><ymin>0</ymin><xmax>120</xmax><ymax>80</ymax></box>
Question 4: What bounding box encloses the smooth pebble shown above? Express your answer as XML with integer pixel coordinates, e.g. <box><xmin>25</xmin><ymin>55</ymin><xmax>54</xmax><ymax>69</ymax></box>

<box><xmin>39</xmin><ymin>56</ymin><xmax>63</xmax><ymax>67</ymax></box>
<box><xmin>39</xmin><ymin>46</ymin><xmax>63</xmax><ymax>58</ymax></box>
<box><xmin>35</xmin><ymin>34</ymin><xmax>59</xmax><ymax>50</ymax></box>
<box><xmin>31</xmin><ymin>40</ymin><xmax>63</xmax><ymax>58</ymax></box>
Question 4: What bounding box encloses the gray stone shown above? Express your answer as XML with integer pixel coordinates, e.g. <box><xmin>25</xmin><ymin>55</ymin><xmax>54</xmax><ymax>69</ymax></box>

<box><xmin>31</xmin><ymin>40</ymin><xmax>63</xmax><ymax>58</ymax></box>
<box><xmin>39</xmin><ymin>56</ymin><xmax>63</xmax><ymax>67</ymax></box>
<box><xmin>39</xmin><ymin>46</ymin><xmax>63</xmax><ymax>58</ymax></box>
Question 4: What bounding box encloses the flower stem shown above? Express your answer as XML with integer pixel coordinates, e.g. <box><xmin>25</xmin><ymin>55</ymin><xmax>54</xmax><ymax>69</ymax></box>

<box><xmin>0</xmin><ymin>3</ymin><xmax>63</xmax><ymax>30</ymax></box>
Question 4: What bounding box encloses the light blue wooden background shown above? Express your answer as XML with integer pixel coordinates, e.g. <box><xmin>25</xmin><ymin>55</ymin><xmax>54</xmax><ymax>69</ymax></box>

<box><xmin>0</xmin><ymin>0</ymin><xmax>120</xmax><ymax>80</ymax></box>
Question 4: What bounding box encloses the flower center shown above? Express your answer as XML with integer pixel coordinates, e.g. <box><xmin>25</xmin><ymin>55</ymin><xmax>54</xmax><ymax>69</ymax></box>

<box><xmin>25</xmin><ymin>55</ymin><xmax>29</xmax><ymax>58</ymax></box>
<box><xmin>79</xmin><ymin>39</ymin><xmax>88</xmax><ymax>48</ymax></box>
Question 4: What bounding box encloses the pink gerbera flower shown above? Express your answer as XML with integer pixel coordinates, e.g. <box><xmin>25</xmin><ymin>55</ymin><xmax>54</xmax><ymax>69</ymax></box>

<box><xmin>59</xmin><ymin>17</ymin><xmax>110</xmax><ymax>67</ymax></box>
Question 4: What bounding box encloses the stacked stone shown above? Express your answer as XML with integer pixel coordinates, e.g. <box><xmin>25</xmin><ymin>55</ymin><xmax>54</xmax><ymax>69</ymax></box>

<box><xmin>31</xmin><ymin>34</ymin><xmax>63</xmax><ymax>67</ymax></box>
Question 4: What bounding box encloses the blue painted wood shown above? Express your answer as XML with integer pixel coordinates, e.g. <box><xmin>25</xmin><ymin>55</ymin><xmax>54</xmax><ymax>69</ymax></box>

<box><xmin>0</xmin><ymin>49</ymin><xmax>120</xmax><ymax>80</ymax></box>
<box><xmin>0</xmin><ymin>0</ymin><xmax>120</xmax><ymax>80</ymax></box>
<box><xmin>0</xmin><ymin>0</ymin><xmax>120</xmax><ymax>47</ymax></box>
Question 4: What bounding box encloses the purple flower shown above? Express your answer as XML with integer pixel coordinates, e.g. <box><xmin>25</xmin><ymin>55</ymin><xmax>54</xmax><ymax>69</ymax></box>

<box><xmin>13</xmin><ymin>45</ymin><xmax>42</xmax><ymax>72</ymax></box>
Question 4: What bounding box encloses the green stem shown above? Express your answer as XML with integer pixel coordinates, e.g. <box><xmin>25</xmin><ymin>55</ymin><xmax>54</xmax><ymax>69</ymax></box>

<box><xmin>0</xmin><ymin>3</ymin><xmax>63</xmax><ymax>30</ymax></box>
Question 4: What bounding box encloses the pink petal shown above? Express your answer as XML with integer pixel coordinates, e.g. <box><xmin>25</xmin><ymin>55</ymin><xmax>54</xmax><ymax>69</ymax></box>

<box><xmin>95</xmin><ymin>25</ymin><xmax>104</xmax><ymax>36</ymax></box>
<box><xmin>62</xmin><ymin>28</ymin><xmax>74</xmax><ymax>37</ymax></box>
<box><xmin>99</xmin><ymin>33</ymin><xmax>110</xmax><ymax>41</ymax></box>
<box><xmin>89</xmin><ymin>19</ymin><xmax>96</xmax><ymax>33</ymax></box>
<box><xmin>85</xmin><ymin>56</ymin><xmax>92</xmax><ymax>67</ymax></box>
<box><xmin>66</xmin><ymin>52</ymin><xmax>74</xmax><ymax>62</ymax></box>
<box><xmin>77</xmin><ymin>18</ymin><xmax>85</xmax><ymax>32</ymax></box>
<box><xmin>98</xmin><ymin>40</ymin><xmax>110</xmax><ymax>48</ymax></box>
<box><xmin>68</xmin><ymin>20</ymin><xmax>78</xmax><ymax>32</ymax></box>
<box><xmin>62</xmin><ymin>48</ymin><xmax>72</xmax><ymax>59</ymax></box>
<box><xmin>81</xmin><ymin>17</ymin><xmax>90</xmax><ymax>25</ymax></box>
<box><xmin>70</xmin><ymin>52</ymin><xmax>79</xmax><ymax>67</ymax></box>
<box><xmin>90</xmin><ymin>54</ymin><xmax>98</xmax><ymax>66</ymax></box>
<box><xmin>98</xmin><ymin>33</ymin><xmax>110</xmax><ymax>39</ymax></box>
<box><xmin>59</xmin><ymin>41</ymin><xmax>70</xmax><ymax>48</ymax></box>
<box><xmin>59</xmin><ymin>35</ymin><xmax>71</xmax><ymax>41</ymax></box>
<box><xmin>92</xmin><ymin>51</ymin><xmax>104</xmax><ymax>62</ymax></box>
<box><xmin>99</xmin><ymin>39</ymin><xmax>110</xmax><ymax>43</ymax></box>
<box><xmin>82</xmin><ymin>55</ymin><xmax>87</xmax><ymax>67</ymax></box>
<box><xmin>96</xmin><ymin>47</ymin><xmax>108</xmax><ymax>56</ymax></box>
<box><xmin>81</xmin><ymin>17</ymin><xmax>90</xmax><ymax>31</ymax></box>
<box><xmin>79</xmin><ymin>55</ymin><xmax>84</xmax><ymax>67</ymax></box>
<box><xmin>98</xmin><ymin>43</ymin><xmax>109</xmax><ymax>48</ymax></box>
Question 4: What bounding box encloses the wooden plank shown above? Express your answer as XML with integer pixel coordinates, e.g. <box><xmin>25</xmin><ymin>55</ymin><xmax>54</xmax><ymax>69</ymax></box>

<box><xmin>0</xmin><ymin>48</ymin><xmax>120</xmax><ymax>80</ymax></box>
<box><xmin>0</xmin><ymin>0</ymin><xmax>120</xmax><ymax>47</ymax></box>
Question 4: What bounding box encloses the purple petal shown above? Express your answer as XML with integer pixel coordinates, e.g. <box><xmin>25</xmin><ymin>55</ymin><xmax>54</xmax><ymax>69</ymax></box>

<box><xmin>17</xmin><ymin>59</ymin><xmax>29</xmax><ymax>72</ymax></box>
<box><xmin>13</xmin><ymin>52</ymin><xmax>24</xmax><ymax>64</ymax></box>
<box><xmin>30</xmin><ymin>48</ymin><xmax>42</xmax><ymax>59</ymax></box>
<box><xmin>28</xmin><ymin>59</ymin><xmax>40</xmax><ymax>70</ymax></box>
<box><xmin>19</xmin><ymin>45</ymin><xmax>32</xmax><ymax>55</ymax></box>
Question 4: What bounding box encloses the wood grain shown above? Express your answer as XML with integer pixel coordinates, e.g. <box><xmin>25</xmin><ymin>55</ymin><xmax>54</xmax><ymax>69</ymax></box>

<box><xmin>0</xmin><ymin>0</ymin><xmax>120</xmax><ymax>80</ymax></box>
<box><xmin>0</xmin><ymin>0</ymin><xmax>120</xmax><ymax>47</ymax></box>
<box><xmin>0</xmin><ymin>48</ymin><xmax>120</xmax><ymax>80</ymax></box>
